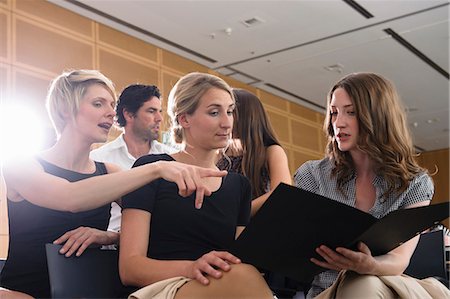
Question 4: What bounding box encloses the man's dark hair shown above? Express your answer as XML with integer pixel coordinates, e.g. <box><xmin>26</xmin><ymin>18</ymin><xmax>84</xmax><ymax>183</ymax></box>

<box><xmin>116</xmin><ymin>84</ymin><xmax>161</xmax><ymax>127</ymax></box>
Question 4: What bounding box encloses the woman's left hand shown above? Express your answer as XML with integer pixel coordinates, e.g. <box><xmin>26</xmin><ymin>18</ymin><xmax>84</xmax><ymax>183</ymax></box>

<box><xmin>311</xmin><ymin>242</ymin><xmax>377</xmax><ymax>275</ymax></box>
<box><xmin>53</xmin><ymin>226</ymin><xmax>119</xmax><ymax>257</ymax></box>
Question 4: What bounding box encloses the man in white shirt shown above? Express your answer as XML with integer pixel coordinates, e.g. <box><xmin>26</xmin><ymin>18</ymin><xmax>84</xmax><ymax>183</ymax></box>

<box><xmin>90</xmin><ymin>84</ymin><xmax>176</xmax><ymax>233</ymax></box>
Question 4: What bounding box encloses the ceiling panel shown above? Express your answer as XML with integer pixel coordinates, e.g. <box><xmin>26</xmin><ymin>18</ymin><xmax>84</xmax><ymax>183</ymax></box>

<box><xmin>49</xmin><ymin>0</ymin><xmax>449</xmax><ymax>151</ymax></box>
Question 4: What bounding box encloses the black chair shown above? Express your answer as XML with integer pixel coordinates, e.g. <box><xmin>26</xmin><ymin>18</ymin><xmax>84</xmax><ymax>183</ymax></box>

<box><xmin>46</xmin><ymin>243</ymin><xmax>132</xmax><ymax>298</ymax></box>
<box><xmin>405</xmin><ymin>229</ymin><xmax>448</xmax><ymax>287</ymax></box>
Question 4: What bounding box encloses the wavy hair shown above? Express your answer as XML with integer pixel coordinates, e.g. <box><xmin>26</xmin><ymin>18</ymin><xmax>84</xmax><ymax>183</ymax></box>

<box><xmin>230</xmin><ymin>89</ymin><xmax>280</xmax><ymax>197</ymax></box>
<box><xmin>116</xmin><ymin>84</ymin><xmax>160</xmax><ymax>127</ymax></box>
<box><xmin>167</xmin><ymin>72</ymin><xmax>234</xmax><ymax>144</ymax></box>
<box><xmin>324</xmin><ymin>72</ymin><xmax>426</xmax><ymax>196</ymax></box>
<box><xmin>46</xmin><ymin>69</ymin><xmax>116</xmax><ymax>137</ymax></box>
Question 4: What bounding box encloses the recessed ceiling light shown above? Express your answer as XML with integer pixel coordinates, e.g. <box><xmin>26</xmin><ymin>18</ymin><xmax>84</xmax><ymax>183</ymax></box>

<box><xmin>324</xmin><ymin>64</ymin><xmax>344</xmax><ymax>74</ymax></box>
<box><xmin>242</xmin><ymin>17</ymin><xmax>265</xmax><ymax>27</ymax></box>
<box><xmin>426</xmin><ymin>118</ymin><xmax>440</xmax><ymax>124</ymax></box>
<box><xmin>405</xmin><ymin>107</ymin><xmax>418</xmax><ymax>113</ymax></box>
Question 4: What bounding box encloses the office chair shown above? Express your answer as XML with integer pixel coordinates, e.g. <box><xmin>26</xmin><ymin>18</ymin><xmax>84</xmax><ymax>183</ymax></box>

<box><xmin>405</xmin><ymin>229</ymin><xmax>448</xmax><ymax>287</ymax></box>
<box><xmin>46</xmin><ymin>243</ymin><xmax>132</xmax><ymax>298</ymax></box>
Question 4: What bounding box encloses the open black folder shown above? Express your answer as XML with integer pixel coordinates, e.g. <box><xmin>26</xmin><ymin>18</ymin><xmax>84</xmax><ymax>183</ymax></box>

<box><xmin>230</xmin><ymin>183</ymin><xmax>449</xmax><ymax>283</ymax></box>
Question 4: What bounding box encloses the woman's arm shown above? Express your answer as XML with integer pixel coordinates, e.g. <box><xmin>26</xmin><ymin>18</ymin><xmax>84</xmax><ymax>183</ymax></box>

<box><xmin>250</xmin><ymin>145</ymin><xmax>292</xmax><ymax>216</ymax></box>
<box><xmin>119</xmin><ymin>209</ymin><xmax>240</xmax><ymax>286</ymax></box>
<box><xmin>4</xmin><ymin>158</ymin><xmax>226</xmax><ymax>213</ymax></box>
<box><xmin>312</xmin><ymin>200</ymin><xmax>430</xmax><ymax>276</ymax></box>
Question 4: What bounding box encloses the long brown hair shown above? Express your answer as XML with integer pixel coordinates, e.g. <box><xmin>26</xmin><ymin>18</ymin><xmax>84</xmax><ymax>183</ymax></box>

<box><xmin>230</xmin><ymin>88</ymin><xmax>280</xmax><ymax>197</ymax></box>
<box><xmin>324</xmin><ymin>72</ymin><xmax>426</xmax><ymax>196</ymax></box>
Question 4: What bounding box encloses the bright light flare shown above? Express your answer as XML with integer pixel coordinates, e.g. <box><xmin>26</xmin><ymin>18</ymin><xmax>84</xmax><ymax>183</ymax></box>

<box><xmin>0</xmin><ymin>104</ymin><xmax>45</xmax><ymax>163</ymax></box>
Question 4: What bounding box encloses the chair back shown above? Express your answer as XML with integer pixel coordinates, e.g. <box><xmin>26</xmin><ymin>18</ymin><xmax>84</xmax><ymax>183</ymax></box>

<box><xmin>46</xmin><ymin>243</ymin><xmax>128</xmax><ymax>298</ymax></box>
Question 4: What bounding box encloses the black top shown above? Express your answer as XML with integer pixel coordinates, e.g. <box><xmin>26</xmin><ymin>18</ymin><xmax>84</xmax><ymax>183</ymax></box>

<box><xmin>216</xmin><ymin>139</ymin><xmax>278</xmax><ymax>197</ymax></box>
<box><xmin>122</xmin><ymin>154</ymin><xmax>251</xmax><ymax>260</ymax></box>
<box><xmin>0</xmin><ymin>158</ymin><xmax>111</xmax><ymax>298</ymax></box>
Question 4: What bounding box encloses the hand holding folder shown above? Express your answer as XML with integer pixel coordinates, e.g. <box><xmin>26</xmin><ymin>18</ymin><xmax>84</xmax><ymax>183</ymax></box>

<box><xmin>230</xmin><ymin>183</ymin><xmax>449</xmax><ymax>283</ymax></box>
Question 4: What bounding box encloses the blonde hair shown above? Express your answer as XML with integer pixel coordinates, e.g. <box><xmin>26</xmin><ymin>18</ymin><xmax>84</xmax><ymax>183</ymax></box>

<box><xmin>324</xmin><ymin>72</ymin><xmax>426</xmax><ymax>196</ymax></box>
<box><xmin>46</xmin><ymin>69</ymin><xmax>116</xmax><ymax>137</ymax></box>
<box><xmin>167</xmin><ymin>72</ymin><xmax>234</xmax><ymax>144</ymax></box>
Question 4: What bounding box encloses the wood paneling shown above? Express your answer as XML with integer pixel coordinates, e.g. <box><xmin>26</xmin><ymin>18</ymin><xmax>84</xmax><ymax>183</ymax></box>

<box><xmin>0</xmin><ymin>0</ymin><xmax>8</xmax><ymax>8</ymax></box>
<box><xmin>0</xmin><ymin>9</ymin><xmax>8</xmax><ymax>60</ymax></box>
<box><xmin>213</xmin><ymin>71</ymin><xmax>258</xmax><ymax>93</ymax></box>
<box><xmin>292</xmin><ymin>150</ymin><xmax>322</xmax><ymax>174</ymax></box>
<box><xmin>15</xmin><ymin>17</ymin><xmax>94</xmax><ymax>73</ymax></box>
<box><xmin>98</xmin><ymin>24</ymin><xmax>158</xmax><ymax>63</ymax></box>
<box><xmin>161</xmin><ymin>71</ymin><xmax>181</xmax><ymax>131</ymax></box>
<box><xmin>161</xmin><ymin>49</ymin><xmax>209</xmax><ymax>74</ymax></box>
<box><xmin>416</xmin><ymin>148</ymin><xmax>449</xmax><ymax>227</ymax></box>
<box><xmin>98</xmin><ymin>48</ymin><xmax>159</xmax><ymax>93</ymax></box>
<box><xmin>0</xmin><ymin>64</ymin><xmax>9</xmax><ymax>100</ymax></box>
<box><xmin>15</xmin><ymin>0</ymin><xmax>93</xmax><ymax>38</ymax></box>
<box><xmin>417</xmin><ymin>148</ymin><xmax>449</xmax><ymax>202</ymax></box>
<box><xmin>12</xmin><ymin>68</ymin><xmax>53</xmax><ymax>126</ymax></box>
<box><xmin>266</xmin><ymin>110</ymin><xmax>291</xmax><ymax>143</ymax></box>
<box><xmin>289</xmin><ymin>101</ymin><xmax>321</xmax><ymax>123</ymax></box>
<box><xmin>291</xmin><ymin>119</ymin><xmax>321</xmax><ymax>152</ymax></box>
<box><xmin>259</xmin><ymin>89</ymin><xmax>289</xmax><ymax>111</ymax></box>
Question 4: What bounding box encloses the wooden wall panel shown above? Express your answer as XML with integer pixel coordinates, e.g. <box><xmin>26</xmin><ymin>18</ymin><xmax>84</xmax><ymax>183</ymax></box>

<box><xmin>266</xmin><ymin>110</ymin><xmax>290</xmax><ymax>143</ymax></box>
<box><xmin>98</xmin><ymin>48</ymin><xmax>159</xmax><ymax>94</ymax></box>
<box><xmin>0</xmin><ymin>64</ymin><xmax>9</xmax><ymax>100</ymax></box>
<box><xmin>161</xmin><ymin>71</ymin><xmax>181</xmax><ymax>98</ymax></box>
<box><xmin>12</xmin><ymin>68</ymin><xmax>53</xmax><ymax>127</ymax></box>
<box><xmin>15</xmin><ymin>17</ymin><xmax>94</xmax><ymax>73</ymax></box>
<box><xmin>259</xmin><ymin>89</ymin><xmax>289</xmax><ymax>111</ymax></box>
<box><xmin>0</xmin><ymin>0</ymin><xmax>12</xmax><ymax>10</ymax></box>
<box><xmin>161</xmin><ymin>49</ymin><xmax>209</xmax><ymax>74</ymax></box>
<box><xmin>416</xmin><ymin>148</ymin><xmax>449</xmax><ymax>227</ymax></box>
<box><xmin>98</xmin><ymin>24</ymin><xmax>158</xmax><ymax>63</ymax></box>
<box><xmin>291</xmin><ymin>119</ymin><xmax>321</xmax><ymax>152</ymax></box>
<box><xmin>289</xmin><ymin>102</ymin><xmax>321</xmax><ymax>123</ymax></box>
<box><xmin>0</xmin><ymin>9</ymin><xmax>8</xmax><ymax>60</ymax></box>
<box><xmin>213</xmin><ymin>72</ymin><xmax>258</xmax><ymax>93</ymax></box>
<box><xmin>417</xmin><ymin>148</ymin><xmax>449</xmax><ymax>202</ymax></box>
<box><xmin>15</xmin><ymin>0</ymin><xmax>93</xmax><ymax>38</ymax></box>
<box><xmin>161</xmin><ymin>71</ymin><xmax>181</xmax><ymax>131</ymax></box>
<box><xmin>292</xmin><ymin>150</ymin><xmax>322</xmax><ymax>174</ymax></box>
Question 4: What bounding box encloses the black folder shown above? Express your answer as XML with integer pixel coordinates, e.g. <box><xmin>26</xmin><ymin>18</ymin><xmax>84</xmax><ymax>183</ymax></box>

<box><xmin>230</xmin><ymin>183</ymin><xmax>449</xmax><ymax>283</ymax></box>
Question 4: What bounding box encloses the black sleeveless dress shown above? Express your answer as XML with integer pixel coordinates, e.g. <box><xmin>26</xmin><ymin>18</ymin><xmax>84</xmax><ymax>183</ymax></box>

<box><xmin>0</xmin><ymin>158</ymin><xmax>111</xmax><ymax>298</ymax></box>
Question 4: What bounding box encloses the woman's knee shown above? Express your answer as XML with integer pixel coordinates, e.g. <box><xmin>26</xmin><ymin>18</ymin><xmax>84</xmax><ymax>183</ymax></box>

<box><xmin>224</xmin><ymin>263</ymin><xmax>263</xmax><ymax>280</ymax></box>
<box><xmin>336</xmin><ymin>273</ymin><xmax>395</xmax><ymax>299</ymax></box>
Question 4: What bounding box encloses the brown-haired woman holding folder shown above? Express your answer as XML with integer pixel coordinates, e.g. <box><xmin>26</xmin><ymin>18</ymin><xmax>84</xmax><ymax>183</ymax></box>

<box><xmin>294</xmin><ymin>73</ymin><xmax>448</xmax><ymax>298</ymax></box>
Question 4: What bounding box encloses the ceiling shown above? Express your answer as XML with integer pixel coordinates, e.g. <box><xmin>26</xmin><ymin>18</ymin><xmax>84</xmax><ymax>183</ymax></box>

<box><xmin>51</xmin><ymin>0</ymin><xmax>449</xmax><ymax>152</ymax></box>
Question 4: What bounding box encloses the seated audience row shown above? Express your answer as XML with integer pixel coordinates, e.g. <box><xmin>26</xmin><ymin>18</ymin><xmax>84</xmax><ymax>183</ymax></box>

<box><xmin>1</xmin><ymin>70</ymin><xmax>448</xmax><ymax>299</ymax></box>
